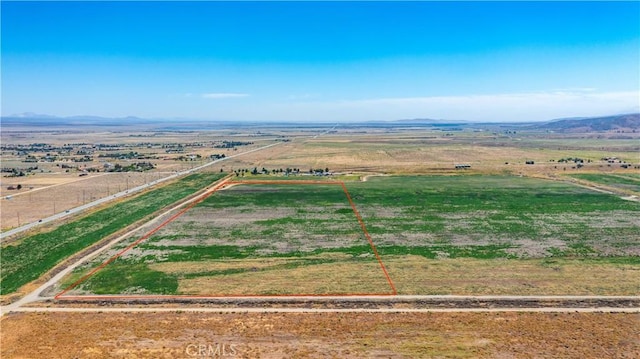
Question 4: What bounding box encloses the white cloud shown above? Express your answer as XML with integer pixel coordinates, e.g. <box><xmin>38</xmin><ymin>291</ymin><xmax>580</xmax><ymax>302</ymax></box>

<box><xmin>201</xmin><ymin>93</ymin><xmax>249</xmax><ymax>99</ymax></box>
<box><xmin>168</xmin><ymin>90</ymin><xmax>638</xmax><ymax>123</ymax></box>
<box><xmin>319</xmin><ymin>90</ymin><xmax>640</xmax><ymax>122</ymax></box>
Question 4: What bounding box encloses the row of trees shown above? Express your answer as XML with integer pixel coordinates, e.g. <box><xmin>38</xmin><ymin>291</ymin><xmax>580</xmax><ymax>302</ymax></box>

<box><xmin>106</xmin><ymin>162</ymin><xmax>156</xmax><ymax>172</ymax></box>
<box><xmin>214</xmin><ymin>140</ymin><xmax>254</xmax><ymax>149</ymax></box>
<box><xmin>2</xmin><ymin>166</ymin><xmax>38</xmax><ymax>177</ymax></box>
<box><xmin>230</xmin><ymin>167</ymin><xmax>330</xmax><ymax>177</ymax></box>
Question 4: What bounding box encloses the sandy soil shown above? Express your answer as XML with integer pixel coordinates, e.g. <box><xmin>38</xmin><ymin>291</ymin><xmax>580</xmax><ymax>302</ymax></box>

<box><xmin>1</xmin><ymin>311</ymin><xmax>638</xmax><ymax>358</ymax></box>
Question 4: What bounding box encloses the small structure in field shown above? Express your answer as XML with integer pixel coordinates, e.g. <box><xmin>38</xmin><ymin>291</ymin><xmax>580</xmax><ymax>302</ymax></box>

<box><xmin>455</xmin><ymin>164</ymin><xmax>471</xmax><ymax>169</ymax></box>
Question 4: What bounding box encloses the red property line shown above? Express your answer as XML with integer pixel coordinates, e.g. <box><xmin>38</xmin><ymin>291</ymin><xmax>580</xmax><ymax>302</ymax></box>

<box><xmin>229</xmin><ymin>179</ymin><xmax>343</xmax><ymax>185</ymax></box>
<box><xmin>55</xmin><ymin>176</ymin><xmax>233</xmax><ymax>299</ymax></box>
<box><xmin>55</xmin><ymin>292</ymin><xmax>395</xmax><ymax>301</ymax></box>
<box><xmin>340</xmin><ymin>182</ymin><xmax>398</xmax><ymax>295</ymax></box>
<box><xmin>233</xmin><ymin>179</ymin><xmax>397</xmax><ymax>295</ymax></box>
<box><xmin>56</xmin><ymin>178</ymin><xmax>397</xmax><ymax>299</ymax></box>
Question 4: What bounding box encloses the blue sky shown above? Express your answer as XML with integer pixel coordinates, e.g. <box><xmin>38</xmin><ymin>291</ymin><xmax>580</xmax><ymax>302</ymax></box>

<box><xmin>2</xmin><ymin>1</ymin><xmax>639</xmax><ymax>122</ymax></box>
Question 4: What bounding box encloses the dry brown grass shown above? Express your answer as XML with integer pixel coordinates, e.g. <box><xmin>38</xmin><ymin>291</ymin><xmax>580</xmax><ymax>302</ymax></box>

<box><xmin>172</xmin><ymin>255</ymin><xmax>392</xmax><ymax>295</ymax></box>
<box><xmin>146</xmin><ymin>255</ymin><xmax>640</xmax><ymax>296</ymax></box>
<box><xmin>384</xmin><ymin>256</ymin><xmax>640</xmax><ymax>295</ymax></box>
<box><xmin>245</xmin><ymin>133</ymin><xmax>640</xmax><ymax>177</ymax></box>
<box><xmin>1</xmin><ymin>311</ymin><xmax>637</xmax><ymax>358</ymax></box>
<box><xmin>0</xmin><ymin>173</ymin><xmax>156</xmax><ymax>230</ymax></box>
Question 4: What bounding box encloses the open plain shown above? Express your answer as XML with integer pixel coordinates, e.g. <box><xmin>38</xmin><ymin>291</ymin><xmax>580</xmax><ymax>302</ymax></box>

<box><xmin>2</xmin><ymin>120</ymin><xmax>639</xmax><ymax>358</ymax></box>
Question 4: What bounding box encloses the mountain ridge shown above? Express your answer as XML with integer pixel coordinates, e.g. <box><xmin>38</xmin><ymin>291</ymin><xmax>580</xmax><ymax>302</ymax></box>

<box><xmin>2</xmin><ymin>112</ymin><xmax>639</xmax><ymax>131</ymax></box>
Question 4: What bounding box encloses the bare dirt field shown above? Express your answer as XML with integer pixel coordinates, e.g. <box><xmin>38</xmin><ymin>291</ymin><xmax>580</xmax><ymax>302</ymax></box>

<box><xmin>0</xmin><ymin>172</ymin><xmax>157</xmax><ymax>230</ymax></box>
<box><xmin>1</xmin><ymin>311</ymin><xmax>638</xmax><ymax>358</ymax></box>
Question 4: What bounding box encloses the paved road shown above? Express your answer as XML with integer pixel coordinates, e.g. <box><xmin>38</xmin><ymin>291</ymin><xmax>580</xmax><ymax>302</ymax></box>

<box><xmin>0</xmin><ymin>142</ymin><xmax>282</xmax><ymax>239</ymax></box>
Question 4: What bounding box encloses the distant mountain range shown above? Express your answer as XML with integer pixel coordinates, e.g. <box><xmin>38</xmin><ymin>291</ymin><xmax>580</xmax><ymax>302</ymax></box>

<box><xmin>2</xmin><ymin>112</ymin><xmax>639</xmax><ymax>131</ymax></box>
<box><xmin>1</xmin><ymin>113</ymin><xmax>157</xmax><ymax>127</ymax></box>
<box><xmin>530</xmin><ymin>113</ymin><xmax>639</xmax><ymax>132</ymax></box>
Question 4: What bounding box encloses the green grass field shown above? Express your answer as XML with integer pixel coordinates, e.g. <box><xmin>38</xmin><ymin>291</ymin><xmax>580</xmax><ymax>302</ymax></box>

<box><xmin>62</xmin><ymin>175</ymin><xmax>639</xmax><ymax>296</ymax></box>
<box><xmin>348</xmin><ymin>175</ymin><xmax>640</xmax><ymax>257</ymax></box>
<box><xmin>0</xmin><ymin>173</ymin><xmax>226</xmax><ymax>295</ymax></box>
<box><xmin>66</xmin><ymin>183</ymin><xmax>392</xmax><ymax>295</ymax></box>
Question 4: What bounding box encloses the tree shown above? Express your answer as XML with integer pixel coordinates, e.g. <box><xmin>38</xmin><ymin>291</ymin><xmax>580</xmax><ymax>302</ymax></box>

<box><xmin>16</xmin><ymin>184</ymin><xmax>22</xmax><ymax>190</ymax></box>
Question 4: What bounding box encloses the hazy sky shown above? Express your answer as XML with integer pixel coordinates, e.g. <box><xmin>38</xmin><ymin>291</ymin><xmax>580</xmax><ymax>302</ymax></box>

<box><xmin>2</xmin><ymin>1</ymin><xmax>639</xmax><ymax>122</ymax></box>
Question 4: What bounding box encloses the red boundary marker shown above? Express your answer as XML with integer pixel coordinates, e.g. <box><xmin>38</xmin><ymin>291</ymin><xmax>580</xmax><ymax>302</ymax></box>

<box><xmin>55</xmin><ymin>176</ymin><xmax>232</xmax><ymax>299</ymax></box>
<box><xmin>56</xmin><ymin>178</ymin><xmax>396</xmax><ymax>300</ymax></box>
<box><xmin>340</xmin><ymin>182</ymin><xmax>397</xmax><ymax>295</ymax></box>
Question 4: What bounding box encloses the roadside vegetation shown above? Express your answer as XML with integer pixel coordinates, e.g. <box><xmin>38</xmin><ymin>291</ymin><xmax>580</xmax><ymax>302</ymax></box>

<box><xmin>0</xmin><ymin>173</ymin><xmax>226</xmax><ymax>295</ymax></box>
